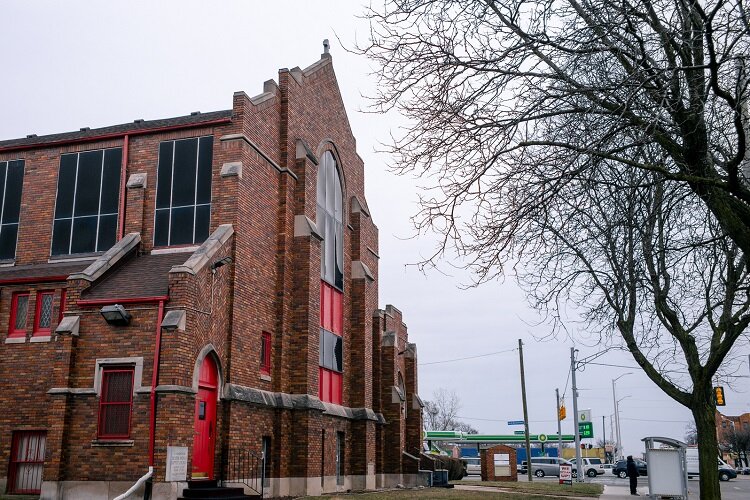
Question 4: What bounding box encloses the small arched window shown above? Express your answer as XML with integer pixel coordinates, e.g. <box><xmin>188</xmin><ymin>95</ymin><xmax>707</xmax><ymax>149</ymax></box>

<box><xmin>317</xmin><ymin>151</ymin><xmax>343</xmax><ymax>290</ymax></box>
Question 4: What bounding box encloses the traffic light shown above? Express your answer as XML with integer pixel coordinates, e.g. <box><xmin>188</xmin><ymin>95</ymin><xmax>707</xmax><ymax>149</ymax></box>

<box><xmin>559</xmin><ymin>405</ymin><xmax>566</xmax><ymax>421</ymax></box>
<box><xmin>714</xmin><ymin>386</ymin><xmax>726</xmax><ymax>406</ymax></box>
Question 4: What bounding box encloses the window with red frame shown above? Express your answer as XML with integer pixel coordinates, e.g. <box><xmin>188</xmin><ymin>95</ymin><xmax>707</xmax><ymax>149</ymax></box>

<box><xmin>319</xmin><ymin>283</ymin><xmax>343</xmax><ymax>404</ymax></box>
<box><xmin>33</xmin><ymin>291</ymin><xmax>54</xmax><ymax>335</ymax></box>
<box><xmin>58</xmin><ymin>289</ymin><xmax>67</xmax><ymax>323</ymax></box>
<box><xmin>8</xmin><ymin>291</ymin><xmax>30</xmax><ymax>338</ymax></box>
<box><xmin>260</xmin><ymin>331</ymin><xmax>272</xmax><ymax>374</ymax></box>
<box><xmin>98</xmin><ymin>367</ymin><xmax>134</xmax><ymax>439</ymax></box>
<box><xmin>7</xmin><ymin>430</ymin><xmax>46</xmax><ymax>494</ymax></box>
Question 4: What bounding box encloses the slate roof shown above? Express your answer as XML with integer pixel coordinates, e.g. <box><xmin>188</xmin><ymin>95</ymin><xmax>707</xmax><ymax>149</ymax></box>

<box><xmin>0</xmin><ymin>260</ymin><xmax>90</xmax><ymax>283</ymax></box>
<box><xmin>0</xmin><ymin>110</ymin><xmax>233</xmax><ymax>150</ymax></box>
<box><xmin>81</xmin><ymin>252</ymin><xmax>189</xmax><ymax>300</ymax></box>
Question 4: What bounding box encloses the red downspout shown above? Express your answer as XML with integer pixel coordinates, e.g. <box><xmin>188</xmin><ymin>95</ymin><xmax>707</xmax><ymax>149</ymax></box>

<box><xmin>149</xmin><ymin>300</ymin><xmax>165</xmax><ymax>466</ymax></box>
<box><xmin>118</xmin><ymin>134</ymin><xmax>129</xmax><ymax>240</ymax></box>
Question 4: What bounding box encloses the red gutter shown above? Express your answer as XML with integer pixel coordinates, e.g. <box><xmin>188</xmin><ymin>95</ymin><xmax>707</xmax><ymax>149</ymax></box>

<box><xmin>0</xmin><ymin>117</ymin><xmax>232</xmax><ymax>153</ymax></box>
<box><xmin>118</xmin><ymin>134</ymin><xmax>129</xmax><ymax>240</ymax></box>
<box><xmin>149</xmin><ymin>300</ymin><xmax>166</xmax><ymax>466</ymax></box>
<box><xmin>77</xmin><ymin>295</ymin><xmax>170</xmax><ymax>306</ymax></box>
<box><xmin>0</xmin><ymin>275</ymin><xmax>70</xmax><ymax>285</ymax></box>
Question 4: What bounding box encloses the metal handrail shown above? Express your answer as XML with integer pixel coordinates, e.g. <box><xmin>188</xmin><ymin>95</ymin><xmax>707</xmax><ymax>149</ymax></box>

<box><xmin>220</xmin><ymin>448</ymin><xmax>263</xmax><ymax>498</ymax></box>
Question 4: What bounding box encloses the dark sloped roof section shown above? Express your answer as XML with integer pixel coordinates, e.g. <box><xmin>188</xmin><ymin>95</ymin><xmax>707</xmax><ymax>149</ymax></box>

<box><xmin>0</xmin><ymin>261</ymin><xmax>90</xmax><ymax>284</ymax></box>
<box><xmin>81</xmin><ymin>253</ymin><xmax>189</xmax><ymax>300</ymax></box>
<box><xmin>0</xmin><ymin>110</ymin><xmax>233</xmax><ymax>150</ymax></box>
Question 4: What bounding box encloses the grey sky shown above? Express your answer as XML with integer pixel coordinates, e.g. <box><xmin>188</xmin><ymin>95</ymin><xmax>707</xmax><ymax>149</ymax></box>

<box><xmin>2</xmin><ymin>0</ymin><xmax>748</xmax><ymax>458</ymax></box>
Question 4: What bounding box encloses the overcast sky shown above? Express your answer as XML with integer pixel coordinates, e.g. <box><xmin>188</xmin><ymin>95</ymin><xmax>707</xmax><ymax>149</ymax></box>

<box><xmin>2</xmin><ymin>0</ymin><xmax>749</xmax><ymax>458</ymax></box>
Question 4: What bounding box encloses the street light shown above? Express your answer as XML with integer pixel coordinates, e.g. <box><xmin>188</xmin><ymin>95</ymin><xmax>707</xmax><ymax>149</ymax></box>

<box><xmin>612</xmin><ymin>373</ymin><xmax>632</xmax><ymax>460</ymax></box>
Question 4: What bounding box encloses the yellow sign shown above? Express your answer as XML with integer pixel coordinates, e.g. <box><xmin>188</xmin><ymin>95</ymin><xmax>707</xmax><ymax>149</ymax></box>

<box><xmin>715</xmin><ymin>387</ymin><xmax>726</xmax><ymax>406</ymax></box>
<box><xmin>559</xmin><ymin>405</ymin><xmax>566</xmax><ymax>421</ymax></box>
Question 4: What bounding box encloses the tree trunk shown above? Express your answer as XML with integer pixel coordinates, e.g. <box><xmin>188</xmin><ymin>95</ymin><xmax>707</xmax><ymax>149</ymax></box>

<box><xmin>693</xmin><ymin>399</ymin><xmax>722</xmax><ymax>500</ymax></box>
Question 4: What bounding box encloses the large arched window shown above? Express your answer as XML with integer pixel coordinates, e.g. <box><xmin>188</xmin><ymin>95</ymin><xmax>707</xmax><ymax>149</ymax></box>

<box><xmin>317</xmin><ymin>150</ymin><xmax>344</xmax><ymax>404</ymax></box>
<box><xmin>317</xmin><ymin>151</ymin><xmax>343</xmax><ymax>290</ymax></box>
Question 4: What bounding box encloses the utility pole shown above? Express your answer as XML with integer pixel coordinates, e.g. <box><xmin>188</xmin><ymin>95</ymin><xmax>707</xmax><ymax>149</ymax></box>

<box><xmin>571</xmin><ymin>347</ymin><xmax>584</xmax><ymax>482</ymax></box>
<box><xmin>602</xmin><ymin>415</ymin><xmax>606</xmax><ymax>461</ymax></box>
<box><xmin>556</xmin><ymin>388</ymin><xmax>563</xmax><ymax>460</ymax></box>
<box><xmin>519</xmin><ymin>339</ymin><xmax>533</xmax><ymax>481</ymax></box>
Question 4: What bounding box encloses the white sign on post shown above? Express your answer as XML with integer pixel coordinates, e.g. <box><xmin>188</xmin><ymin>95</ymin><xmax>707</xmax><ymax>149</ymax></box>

<box><xmin>166</xmin><ymin>446</ymin><xmax>188</xmax><ymax>482</ymax></box>
<box><xmin>559</xmin><ymin>463</ymin><xmax>572</xmax><ymax>485</ymax></box>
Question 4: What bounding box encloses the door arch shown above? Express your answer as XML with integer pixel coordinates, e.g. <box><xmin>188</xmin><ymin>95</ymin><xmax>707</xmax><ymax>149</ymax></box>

<box><xmin>193</xmin><ymin>355</ymin><xmax>218</xmax><ymax>479</ymax></box>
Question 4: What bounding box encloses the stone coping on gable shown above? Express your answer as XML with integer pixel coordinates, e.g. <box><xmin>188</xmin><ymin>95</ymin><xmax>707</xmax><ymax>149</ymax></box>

<box><xmin>224</xmin><ymin>383</ymin><xmax>385</xmax><ymax>423</ymax></box>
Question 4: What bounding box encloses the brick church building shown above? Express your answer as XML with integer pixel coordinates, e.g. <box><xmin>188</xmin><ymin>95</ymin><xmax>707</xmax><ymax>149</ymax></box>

<box><xmin>0</xmin><ymin>47</ymin><xmax>423</xmax><ymax>499</ymax></box>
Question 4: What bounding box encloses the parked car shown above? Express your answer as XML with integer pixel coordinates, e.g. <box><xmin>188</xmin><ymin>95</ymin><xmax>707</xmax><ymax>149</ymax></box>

<box><xmin>520</xmin><ymin>457</ymin><xmax>578</xmax><ymax>478</ymax></box>
<box><xmin>613</xmin><ymin>458</ymin><xmax>648</xmax><ymax>478</ymax></box>
<box><xmin>718</xmin><ymin>466</ymin><xmax>737</xmax><ymax>482</ymax></box>
<box><xmin>601</xmin><ymin>463</ymin><xmax>615</xmax><ymax>475</ymax></box>
<box><xmin>571</xmin><ymin>457</ymin><xmax>605</xmax><ymax>477</ymax></box>
<box><xmin>463</xmin><ymin>457</ymin><xmax>481</xmax><ymax>475</ymax></box>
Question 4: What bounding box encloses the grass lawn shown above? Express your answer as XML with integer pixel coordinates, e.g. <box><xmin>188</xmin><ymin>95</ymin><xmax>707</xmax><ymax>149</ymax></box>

<box><xmin>301</xmin><ymin>483</ymin><xmax>603</xmax><ymax>499</ymax></box>
<box><xmin>455</xmin><ymin>480</ymin><xmax>603</xmax><ymax>497</ymax></box>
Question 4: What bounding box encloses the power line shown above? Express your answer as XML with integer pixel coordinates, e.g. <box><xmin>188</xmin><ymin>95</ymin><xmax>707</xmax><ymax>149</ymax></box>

<box><xmin>419</xmin><ymin>347</ymin><xmax>518</xmax><ymax>366</ymax></box>
<box><xmin>621</xmin><ymin>417</ymin><xmax>691</xmax><ymax>423</ymax></box>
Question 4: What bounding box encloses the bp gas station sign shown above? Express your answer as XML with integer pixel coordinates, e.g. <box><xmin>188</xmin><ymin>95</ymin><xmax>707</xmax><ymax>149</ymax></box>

<box><xmin>578</xmin><ymin>409</ymin><xmax>594</xmax><ymax>438</ymax></box>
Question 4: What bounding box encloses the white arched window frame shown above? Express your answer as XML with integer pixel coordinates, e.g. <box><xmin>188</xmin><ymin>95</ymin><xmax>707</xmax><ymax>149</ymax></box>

<box><xmin>317</xmin><ymin>151</ymin><xmax>344</xmax><ymax>290</ymax></box>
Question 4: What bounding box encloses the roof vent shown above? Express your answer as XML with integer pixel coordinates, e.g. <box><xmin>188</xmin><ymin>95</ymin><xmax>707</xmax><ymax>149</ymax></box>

<box><xmin>190</xmin><ymin>111</ymin><xmax>201</xmax><ymax>116</ymax></box>
<box><xmin>26</xmin><ymin>134</ymin><xmax>37</xmax><ymax>138</ymax></box>
<box><xmin>134</xmin><ymin>119</ymin><xmax>144</xmax><ymax>124</ymax></box>
<box><xmin>80</xmin><ymin>127</ymin><xmax>90</xmax><ymax>132</ymax></box>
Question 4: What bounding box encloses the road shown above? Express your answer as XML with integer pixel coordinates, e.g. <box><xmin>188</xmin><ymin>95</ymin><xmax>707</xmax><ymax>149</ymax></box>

<box><xmin>464</xmin><ymin>473</ymin><xmax>750</xmax><ymax>499</ymax></box>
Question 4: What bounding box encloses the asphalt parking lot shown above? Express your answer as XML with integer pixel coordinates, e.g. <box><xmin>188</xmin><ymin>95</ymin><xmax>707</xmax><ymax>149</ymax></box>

<box><xmin>464</xmin><ymin>472</ymin><xmax>750</xmax><ymax>499</ymax></box>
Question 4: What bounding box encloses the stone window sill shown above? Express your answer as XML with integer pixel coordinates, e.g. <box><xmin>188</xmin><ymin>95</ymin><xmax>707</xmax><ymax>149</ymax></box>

<box><xmin>5</xmin><ymin>336</ymin><xmax>26</xmax><ymax>344</ymax></box>
<box><xmin>30</xmin><ymin>335</ymin><xmax>51</xmax><ymax>343</ymax></box>
<box><xmin>92</xmin><ymin>439</ymin><xmax>134</xmax><ymax>447</ymax></box>
<box><xmin>259</xmin><ymin>373</ymin><xmax>271</xmax><ymax>382</ymax></box>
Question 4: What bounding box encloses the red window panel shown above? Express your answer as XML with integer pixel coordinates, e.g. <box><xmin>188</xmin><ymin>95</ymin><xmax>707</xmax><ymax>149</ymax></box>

<box><xmin>58</xmin><ymin>289</ymin><xmax>67</xmax><ymax>323</ymax></box>
<box><xmin>8</xmin><ymin>431</ymin><xmax>46</xmax><ymax>494</ymax></box>
<box><xmin>332</xmin><ymin>290</ymin><xmax>343</xmax><ymax>334</ymax></box>
<box><xmin>8</xmin><ymin>291</ymin><xmax>30</xmax><ymax>337</ymax></box>
<box><xmin>98</xmin><ymin>368</ymin><xmax>134</xmax><ymax>439</ymax></box>
<box><xmin>33</xmin><ymin>291</ymin><xmax>54</xmax><ymax>335</ymax></box>
<box><xmin>319</xmin><ymin>367</ymin><xmax>343</xmax><ymax>404</ymax></box>
<box><xmin>260</xmin><ymin>331</ymin><xmax>271</xmax><ymax>374</ymax></box>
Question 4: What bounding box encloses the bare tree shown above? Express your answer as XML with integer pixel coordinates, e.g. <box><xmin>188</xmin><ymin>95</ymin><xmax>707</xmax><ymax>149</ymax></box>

<box><xmin>685</xmin><ymin>422</ymin><xmax>699</xmax><ymax>446</ymax></box>
<box><xmin>423</xmin><ymin>388</ymin><xmax>477</xmax><ymax>433</ymax></box>
<box><xmin>361</xmin><ymin>2</ymin><xmax>750</xmax><ymax>498</ymax></box>
<box><xmin>720</xmin><ymin>424</ymin><xmax>750</xmax><ymax>467</ymax></box>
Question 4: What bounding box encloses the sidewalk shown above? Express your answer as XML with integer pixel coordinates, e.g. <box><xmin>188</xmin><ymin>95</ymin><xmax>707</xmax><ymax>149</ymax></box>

<box><xmin>601</xmin><ymin>484</ymin><xmax>649</xmax><ymax>498</ymax></box>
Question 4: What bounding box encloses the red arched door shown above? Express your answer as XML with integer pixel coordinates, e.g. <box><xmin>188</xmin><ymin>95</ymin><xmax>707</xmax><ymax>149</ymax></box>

<box><xmin>193</xmin><ymin>355</ymin><xmax>218</xmax><ymax>479</ymax></box>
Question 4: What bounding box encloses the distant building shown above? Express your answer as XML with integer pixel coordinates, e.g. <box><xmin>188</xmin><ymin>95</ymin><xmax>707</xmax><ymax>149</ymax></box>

<box><xmin>0</xmin><ymin>48</ymin><xmax>423</xmax><ymax>499</ymax></box>
<box><xmin>715</xmin><ymin>411</ymin><xmax>750</xmax><ymax>466</ymax></box>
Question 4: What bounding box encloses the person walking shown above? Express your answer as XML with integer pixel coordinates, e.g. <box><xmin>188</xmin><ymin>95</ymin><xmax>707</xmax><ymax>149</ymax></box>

<box><xmin>626</xmin><ymin>455</ymin><xmax>639</xmax><ymax>495</ymax></box>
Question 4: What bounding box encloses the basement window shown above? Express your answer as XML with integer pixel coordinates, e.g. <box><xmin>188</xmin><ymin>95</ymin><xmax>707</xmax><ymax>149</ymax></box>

<box><xmin>154</xmin><ymin>136</ymin><xmax>213</xmax><ymax>247</ymax></box>
<box><xmin>51</xmin><ymin>148</ymin><xmax>122</xmax><ymax>255</ymax></box>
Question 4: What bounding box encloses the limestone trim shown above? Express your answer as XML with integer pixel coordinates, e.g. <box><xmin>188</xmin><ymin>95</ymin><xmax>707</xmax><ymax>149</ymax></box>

<box><xmin>170</xmin><ymin>225</ymin><xmax>233</xmax><ymax>276</ymax></box>
<box><xmin>218</xmin><ymin>134</ymin><xmax>298</xmax><ymax>180</ymax></box>
<box><xmin>126</xmin><ymin>172</ymin><xmax>147</xmax><ymax>189</ymax></box>
<box><xmin>93</xmin><ymin>357</ymin><xmax>145</xmax><ymax>396</ymax></box>
<box><xmin>351</xmin><ymin>261</ymin><xmax>375</xmax><ymax>282</ymax></box>
<box><xmin>294</xmin><ymin>215</ymin><xmax>323</xmax><ymax>240</ymax></box>
<box><xmin>68</xmin><ymin>233</ymin><xmax>141</xmax><ymax>282</ymax></box>
<box><xmin>220</xmin><ymin>161</ymin><xmax>242</xmax><ymax>178</ymax></box>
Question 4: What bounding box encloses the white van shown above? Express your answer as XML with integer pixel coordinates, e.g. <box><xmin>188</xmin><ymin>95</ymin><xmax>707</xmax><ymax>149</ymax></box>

<box><xmin>685</xmin><ymin>447</ymin><xmax>736</xmax><ymax>480</ymax></box>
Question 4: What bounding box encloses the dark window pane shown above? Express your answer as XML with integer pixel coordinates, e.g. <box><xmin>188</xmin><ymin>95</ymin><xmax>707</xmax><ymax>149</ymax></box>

<box><xmin>71</xmin><ymin>216</ymin><xmax>97</xmax><ymax>254</ymax></box>
<box><xmin>194</xmin><ymin>205</ymin><xmax>210</xmax><ymax>243</ymax></box>
<box><xmin>319</xmin><ymin>328</ymin><xmax>325</xmax><ymax>366</ymax></box>
<box><xmin>100</xmin><ymin>149</ymin><xmax>122</xmax><ymax>214</ymax></box>
<box><xmin>196</xmin><ymin>136</ymin><xmax>213</xmax><ymax>204</ymax></box>
<box><xmin>333</xmin><ymin>334</ymin><xmax>343</xmax><ymax>372</ymax></box>
<box><xmin>172</xmin><ymin>138</ymin><xmax>197</xmax><ymax>207</ymax></box>
<box><xmin>334</xmin><ymin>221</ymin><xmax>344</xmax><ymax>290</ymax></box>
<box><xmin>97</xmin><ymin>214</ymin><xmax>117</xmax><ymax>252</ymax></box>
<box><xmin>0</xmin><ymin>224</ymin><xmax>17</xmax><ymax>260</ymax></box>
<box><xmin>55</xmin><ymin>154</ymin><xmax>78</xmax><ymax>218</ymax></box>
<box><xmin>154</xmin><ymin>209</ymin><xmax>170</xmax><ymax>247</ymax></box>
<box><xmin>169</xmin><ymin>206</ymin><xmax>195</xmax><ymax>245</ymax></box>
<box><xmin>51</xmin><ymin>219</ymin><xmax>71</xmax><ymax>255</ymax></box>
<box><xmin>3</xmin><ymin>160</ymin><xmax>24</xmax><ymax>224</ymax></box>
<box><xmin>0</xmin><ymin>163</ymin><xmax>6</xmax><ymax>222</ymax></box>
<box><xmin>156</xmin><ymin>142</ymin><xmax>174</xmax><ymax>209</ymax></box>
<box><xmin>74</xmin><ymin>150</ymin><xmax>103</xmax><ymax>217</ymax></box>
